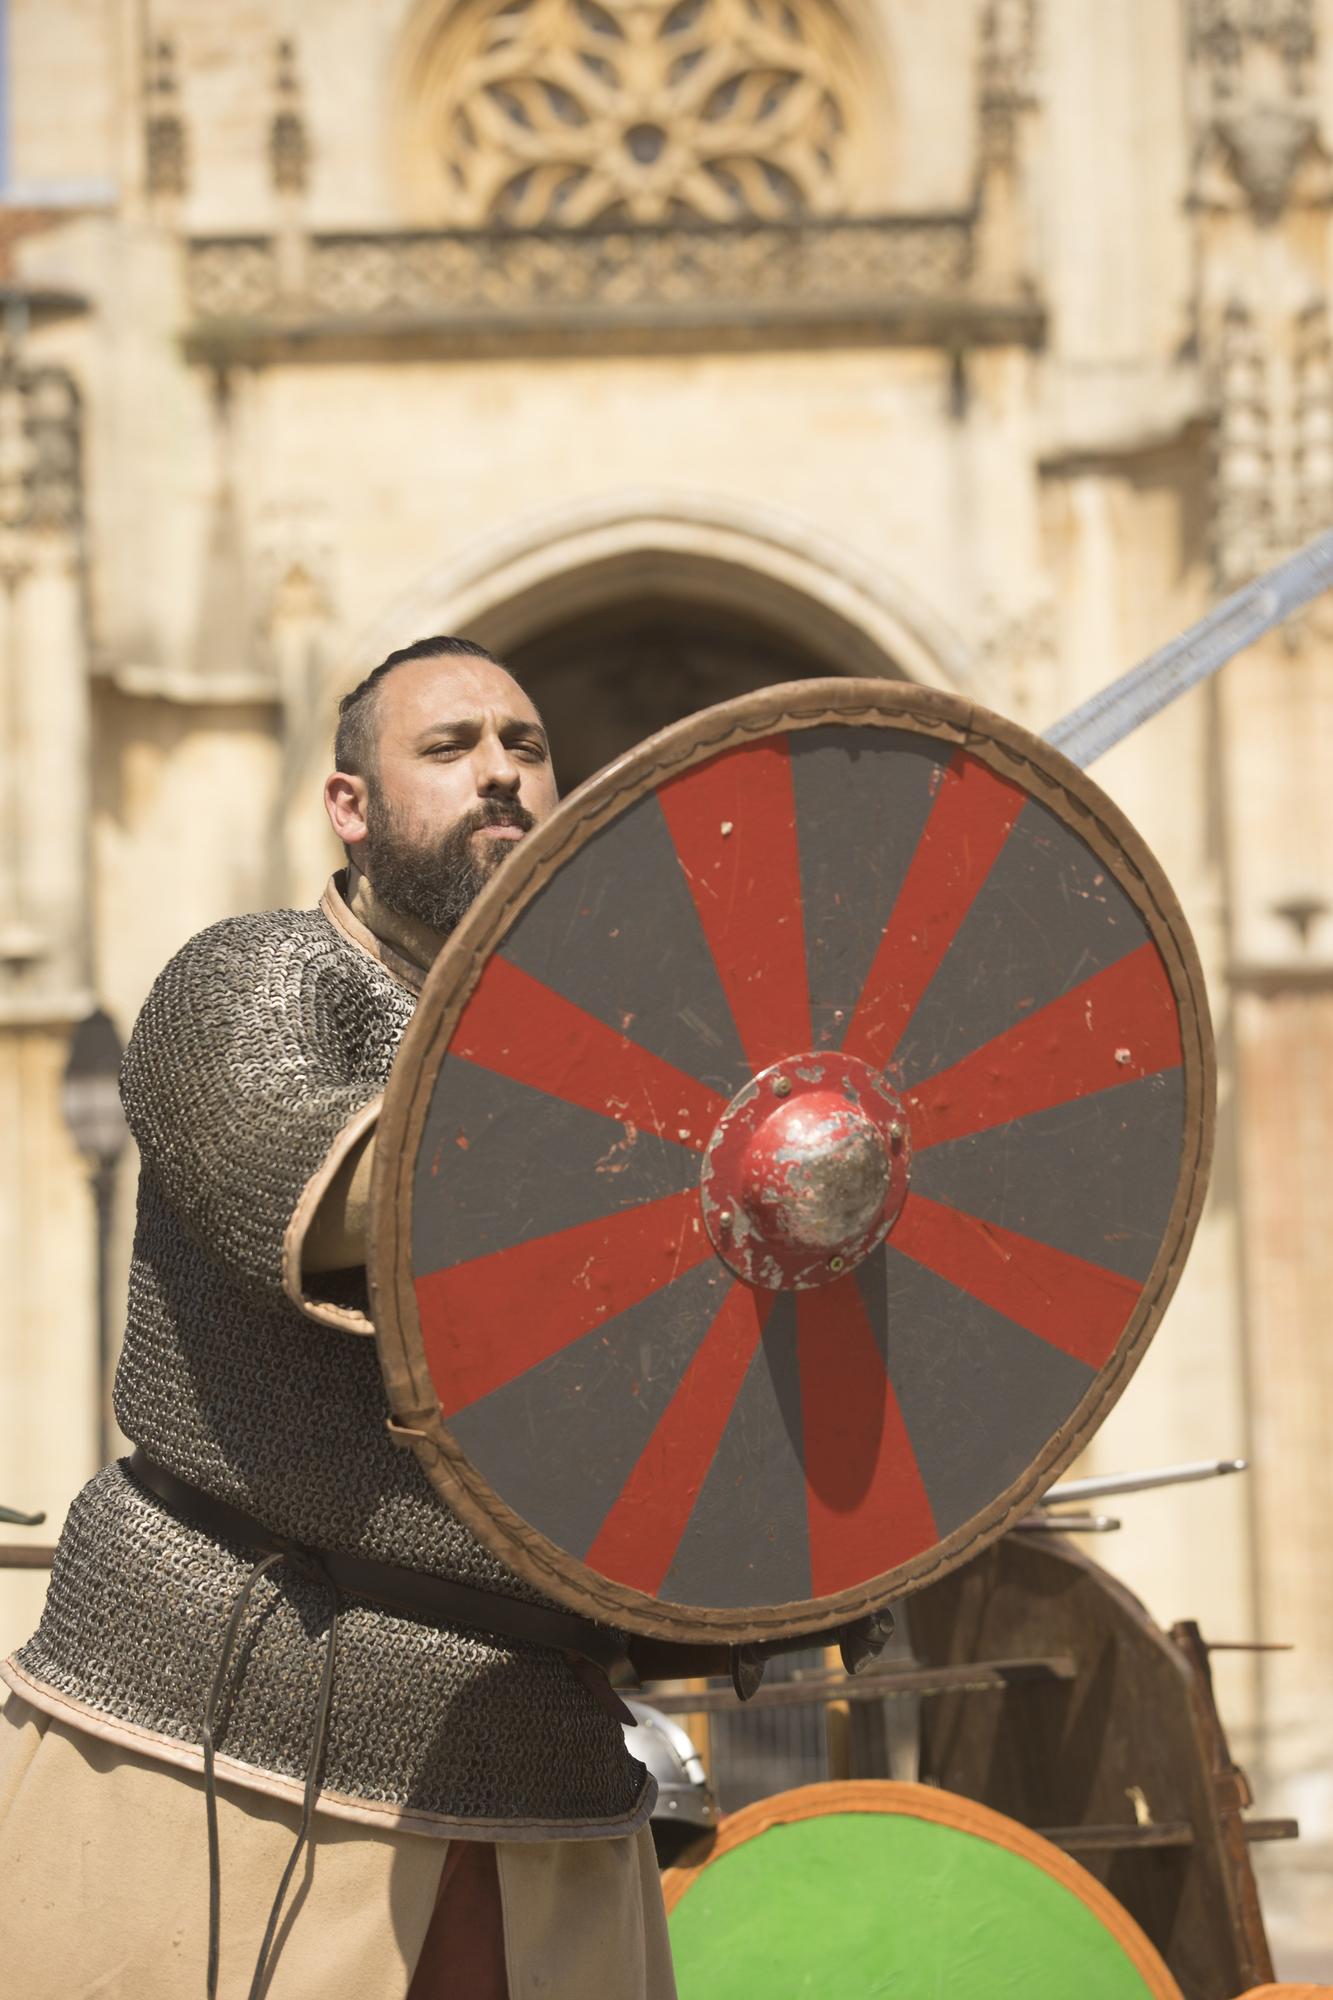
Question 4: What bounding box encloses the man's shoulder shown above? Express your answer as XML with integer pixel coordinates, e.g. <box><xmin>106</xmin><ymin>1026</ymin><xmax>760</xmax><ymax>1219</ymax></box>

<box><xmin>136</xmin><ymin>902</ymin><xmax>400</xmax><ymax>1037</ymax></box>
<box><xmin>176</xmin><ymin>901</ymin><xmax>331</xmax><ymax>958</ymax></box>
<box><xmin>158</xmin><ymin>903</ymin><xmax>340</xmax><ymax>987</ymax></box>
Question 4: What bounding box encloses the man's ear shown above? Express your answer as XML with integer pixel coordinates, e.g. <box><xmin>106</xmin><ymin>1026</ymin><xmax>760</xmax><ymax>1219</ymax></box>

<box><xmin>324</xmin><ymin>771</ymin><xmax>370</xmax><ymax>850</ymax></box>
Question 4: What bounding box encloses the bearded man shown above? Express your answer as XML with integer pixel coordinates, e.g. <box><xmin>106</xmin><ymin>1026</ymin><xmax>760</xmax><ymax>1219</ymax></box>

<box><xmin>0</xmin><ymin>638</ymin><xmax>675</xmax><ymax>2000</ymax></box>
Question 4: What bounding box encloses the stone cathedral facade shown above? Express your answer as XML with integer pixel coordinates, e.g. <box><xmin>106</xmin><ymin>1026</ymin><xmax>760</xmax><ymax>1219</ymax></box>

<box><xmin>1</xmin><ymin>0</ymin><xmax>1330</xmax><ymax>1955</ymax></box>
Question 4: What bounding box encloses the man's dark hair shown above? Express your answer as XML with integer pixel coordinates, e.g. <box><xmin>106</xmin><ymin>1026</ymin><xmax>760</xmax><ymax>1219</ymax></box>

<box><xmin>335</xmin><ymin>635</ymin><xmax>501</xmax><ymax>777</ymax></box>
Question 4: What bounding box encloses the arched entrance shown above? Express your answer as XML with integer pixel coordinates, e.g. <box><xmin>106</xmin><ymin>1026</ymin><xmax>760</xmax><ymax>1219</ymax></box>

<box><xmin>504</xmin><ymin>594</ymin><xmax>863</xmax><ymax>792</ymax></box>
<box><xmin>343</xmin><ymin>494</ymin><xmax>974</xmax><ymax>793</ymax></box>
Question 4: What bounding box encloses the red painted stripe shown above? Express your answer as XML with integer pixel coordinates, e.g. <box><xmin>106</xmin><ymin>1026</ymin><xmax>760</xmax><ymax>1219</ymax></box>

<box><xmin>454</xmin><ymin>953</ymin><xmax>726</xmax><ymax>1153</ymax></box>
<box><xmin>657</xmin><ymin>739</ymin><xmax>812</xmax><ymax>1074</ymax></box>
<box><xmin>907</xmin><ymin>943</ymin><xmax>1183</xmax><ymax>1151</ymax></box>
<box><xmin>583</xmin><ymin>1282</ymin><xmax>774</xmax><ymax>1596</ymax></box>
<box><xmin>842</xmin><ymin>753</ymin><xmax>1027</xmax><ymax>1070</ymax></box>
<box><xmin>797</xmin><ymin>1280</ymin><xmax>938</xmax><ymax>1595</ymax></box>
<box><xmin>416</xmin><ymin>1187</ymin><xmax>715</xmax><ymax>1416</ymax></box>
<box><xmin>890</xmin><ymin>1193</ymin><xmax>1141</xmax><ymax>1369</ymax></box>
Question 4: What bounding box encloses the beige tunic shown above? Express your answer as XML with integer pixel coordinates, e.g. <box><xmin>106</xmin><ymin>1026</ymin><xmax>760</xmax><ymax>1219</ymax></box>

<box><xmin>0</xmin><ymin>1691</ymin><xmax>676</xmax><ymax>2000</ymax></box>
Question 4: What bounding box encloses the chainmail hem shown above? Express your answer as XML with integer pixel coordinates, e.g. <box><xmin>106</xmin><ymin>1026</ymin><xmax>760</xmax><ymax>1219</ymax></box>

<box><xmin>18</xmin><ymin>1464</ymin><xmax>649</xmax><ymax>1833</ymax></box>
<box><xmin>1</xmin><ymin>1657</ymin><xmax>654</xmax><ymax>1844</ymax></box>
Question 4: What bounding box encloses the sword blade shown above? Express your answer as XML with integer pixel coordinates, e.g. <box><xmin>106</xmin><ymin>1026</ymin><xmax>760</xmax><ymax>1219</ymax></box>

<box><xmin>1044</xmin><ymin>530</ymin><xmax>1333</xmax><ymax>768</ymax></box>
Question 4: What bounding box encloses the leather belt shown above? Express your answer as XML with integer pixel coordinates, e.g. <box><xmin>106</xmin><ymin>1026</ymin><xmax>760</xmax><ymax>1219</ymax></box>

<box><xmin>125</xmin><ymin>1449</ymin><xmax>634</xmax><ymax>1719</ymax></box>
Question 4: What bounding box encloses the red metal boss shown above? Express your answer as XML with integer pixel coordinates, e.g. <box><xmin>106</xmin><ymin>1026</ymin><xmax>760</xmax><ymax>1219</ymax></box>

<box><xmin>700</xmin><ymin>1053</ymin><xmax>910</xmax><ymax>1290</ymax></box>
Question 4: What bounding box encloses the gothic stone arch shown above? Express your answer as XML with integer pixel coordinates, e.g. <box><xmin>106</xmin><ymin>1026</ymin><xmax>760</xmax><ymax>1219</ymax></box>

<box><xmin>346</xmin><ymin>490</ymin><xmax>973</xmax><ymax>676</ymax></box>
<box><xmin>283</xmin><ymin>495</ymin><xmax>974</xmax><ymax>895</ymax></box>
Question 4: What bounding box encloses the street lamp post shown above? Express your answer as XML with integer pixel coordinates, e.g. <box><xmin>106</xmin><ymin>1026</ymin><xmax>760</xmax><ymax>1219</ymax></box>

<box><xmin>59</xmin><ymin>1007</ymin><xmax>128</xmax><ymax>1469</ymax></box>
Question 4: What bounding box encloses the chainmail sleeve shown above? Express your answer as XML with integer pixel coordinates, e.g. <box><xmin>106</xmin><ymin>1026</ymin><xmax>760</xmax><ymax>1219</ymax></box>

<box><xmin>119</xmin><ymin>912</ymin><xmax>398</xmax><ymax>1304</ymax></box>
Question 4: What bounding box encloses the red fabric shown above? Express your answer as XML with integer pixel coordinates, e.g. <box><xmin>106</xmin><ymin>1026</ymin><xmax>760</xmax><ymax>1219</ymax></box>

<box><xmin>408</xmin><ymin>1839</ymin><xmax>508</xmax><ymax>1999</ymax></box>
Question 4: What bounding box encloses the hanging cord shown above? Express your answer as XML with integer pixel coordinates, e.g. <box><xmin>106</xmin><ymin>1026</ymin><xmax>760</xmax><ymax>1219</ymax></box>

<box><xmin>201</xmin><ymin>1550</ymin><xmax>340</xmax><ymax>2000</ymax></box>
<box><xmin>246</xmin><ymin>1565</ymin><xmax>340</xmax><ymax>2000</ymax></box>
<box><xmin>204</xmin><ymin>1550</ymin><xmax>287</xmax><ymax>2000</ymax></box>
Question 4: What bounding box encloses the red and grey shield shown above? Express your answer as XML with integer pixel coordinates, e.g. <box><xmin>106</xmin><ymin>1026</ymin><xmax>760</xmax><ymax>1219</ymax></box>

<box><xmin>371</xmin><ymin>681</ymin><xmax>1212</xmax><ymax>1643</ymax></box>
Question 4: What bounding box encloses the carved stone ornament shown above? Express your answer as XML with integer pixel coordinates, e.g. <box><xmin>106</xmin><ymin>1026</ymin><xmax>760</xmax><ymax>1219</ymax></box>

<box><xmin>1189</xmin><ymin>0</ymin><xmax>1316</xmax><ymax>95</ymax></box>
<box><xmin>270</xmin><ymin>38</ymin><xmax>310</xmax><ymax>196</ymax></box>
<box><xmin>979</xmin><ymin>0</ymin><xmax>1038</xmax><ymax>115</ymax></box>
<box><xmin>1294</xmin><ymin>298</ymin><xmax>1333</xmax><ymax>544</ymax></box>
<box><xmin>255</xmin><ymin>502</ymin><xmax>336</xmax><ymax>631</ymax></box>
<box><xmin>980</xmin><ymin>0</ymin><xmax>1038</xmax><ymax>96</ymax></box>
<box><xmin>1215</xmin><ymin>101</ymin><xmax>1324</xmax><ymax>218</ymax></box>
<box><xmin>0</xmin><ymin>353</ymin><xmax>82</xmax><ymax>541</ymax></box>
<box><xmin>144</xmin><ymin>37</ymin><xmax>188</xmax><ymax>198</ymax></box>
<box><xmin>1205</xmin><ymin>290</ymin><xmax>1333</xmax><ymax>587</ymax></box>
<box><xmin>1210</xmin><ymin>300</ymin><xmax>1275</xmax><ymax>587</ymax></box>
<box><xmin>974</xmin><ymin>593</ymin><xmax>1057</xmax><ymax>724</ymax></box>
<box><xmin>406</xmin><ymin>0</ymin><xmax>869</xmax><ymax>227</ymax></box>
<box><xmin>977</xmin><ymin>0</ymin><xmax>1039</xmax><ymax>170</ymax></box>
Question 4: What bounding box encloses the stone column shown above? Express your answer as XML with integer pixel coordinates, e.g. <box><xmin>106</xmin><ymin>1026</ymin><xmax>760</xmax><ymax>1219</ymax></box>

<box><xmin>0</xmin><ymin>357</ymin><xmax>100</xmax><ymax>1657</ymax></box>
<box><xmin>1183</xmin><ymin>0</ymin><xmax>1333</xmax><ymax>1957</ymax></box>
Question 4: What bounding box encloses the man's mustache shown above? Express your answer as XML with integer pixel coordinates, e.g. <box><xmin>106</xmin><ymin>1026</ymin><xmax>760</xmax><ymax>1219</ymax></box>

<box><xmin>461</xmin><ymin>799</ymin><xmax>536</xmax><ymax>836</ymax></box>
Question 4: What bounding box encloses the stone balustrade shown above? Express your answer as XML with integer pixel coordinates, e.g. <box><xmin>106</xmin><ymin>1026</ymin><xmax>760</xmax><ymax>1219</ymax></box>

<box><xmin>183</xmin><ymin>217</ymin><xmax>1042</xmax><ymax>352</ymax></box>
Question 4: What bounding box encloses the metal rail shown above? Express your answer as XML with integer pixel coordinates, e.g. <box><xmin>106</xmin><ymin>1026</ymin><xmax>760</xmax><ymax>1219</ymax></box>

<box><xmin>1040</xmin><ymin>1458</ymin><xmax>1247</xmax><ymax>1506</ymax></box>
<box><xmin>642</xmin><ymin>1655</ymin><xmax>1077</xmax><ymax>1714</ymax></box>
<box><xmin>1039</xmin><ymin>1818</ymin><xmax>1297</xmax><ymax>1854</ymax></box>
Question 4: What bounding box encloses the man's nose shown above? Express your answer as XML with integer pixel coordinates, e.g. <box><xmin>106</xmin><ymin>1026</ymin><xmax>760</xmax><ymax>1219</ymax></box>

<box><xmin>476</xmin><ymin>736</ymin><xmax>521</xmax><ymax>796</ymax></box>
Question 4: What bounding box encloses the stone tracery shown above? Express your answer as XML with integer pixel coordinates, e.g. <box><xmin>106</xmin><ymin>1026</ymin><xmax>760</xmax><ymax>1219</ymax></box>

<box><xmin>411</xmin><ymin>0</ymin><xmax>861</xmax><ymax>227</ymax></box>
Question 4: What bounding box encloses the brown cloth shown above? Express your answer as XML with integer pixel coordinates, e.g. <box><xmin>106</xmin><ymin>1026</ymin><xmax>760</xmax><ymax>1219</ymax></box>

<box><xmin>411</xmin><ymin>1842</ymin><xmax>507</xmax><ymax>1999</ymax></box>
<box><xmin>0</xmin><ymin>1691</ymin><xmax>677</xmax><ymax>1999</ymax></box>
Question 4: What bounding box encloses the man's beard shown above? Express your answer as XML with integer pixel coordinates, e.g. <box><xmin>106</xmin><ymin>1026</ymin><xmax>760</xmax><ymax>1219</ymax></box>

<box><xmin>361</xmin><ymin>788</ymin><xmax>536</xmax><ymax>937</ymax></box>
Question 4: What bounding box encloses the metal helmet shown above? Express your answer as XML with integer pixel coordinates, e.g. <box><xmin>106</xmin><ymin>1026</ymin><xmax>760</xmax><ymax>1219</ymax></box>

<box><xmin>623</xmin><ymin>1699</ymin><xmax>718</xmax><ymax>1858</ymax></box>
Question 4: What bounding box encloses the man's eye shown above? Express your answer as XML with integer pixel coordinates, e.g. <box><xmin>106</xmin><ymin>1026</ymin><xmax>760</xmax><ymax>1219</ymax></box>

<box><xmin>428</xmin><ymin>743</ymin><xmax>466</xmax><ymax>758</ymax></box>
<box><xmin>514</xmin><ymin>741</ymin><xmax>548</xmax><ymax>762</ymax></box>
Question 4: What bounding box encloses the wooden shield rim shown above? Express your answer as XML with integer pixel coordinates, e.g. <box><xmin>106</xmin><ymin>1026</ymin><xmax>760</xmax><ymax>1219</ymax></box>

<box><xmin>659</xmin><ymin>1777</ymin><xmax>1185</xmax><ymax>1999</ymax></box>
<box><xmin>369</xmin><ymin>677</ymin><xmax>1214</xmax><ymax>1643</ymax></box>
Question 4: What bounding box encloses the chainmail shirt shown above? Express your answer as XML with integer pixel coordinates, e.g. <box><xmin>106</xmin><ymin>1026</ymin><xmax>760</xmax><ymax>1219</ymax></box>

<box><xmin>13</xmin><ymin>893</ymin><xmax>651</xmax><ymax>1837</ymax></box>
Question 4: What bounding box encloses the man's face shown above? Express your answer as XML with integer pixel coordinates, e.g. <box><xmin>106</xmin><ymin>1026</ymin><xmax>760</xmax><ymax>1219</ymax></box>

<box><xmin>333</xmin><ymin>655</ymin><xmax>558</xmax><ymax>935</ymax></box>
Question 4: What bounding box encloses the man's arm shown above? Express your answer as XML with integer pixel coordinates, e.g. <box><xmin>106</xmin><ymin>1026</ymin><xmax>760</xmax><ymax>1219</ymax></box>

<box><xmin>302</xmin><ymin>1128</ymin><xmax>376</xmax><ymax>1274</ymax></box>
<box><xmin>122</xmin><ymin>920</ymin><xmax>389</xmax><ymax>1333</ymax></box>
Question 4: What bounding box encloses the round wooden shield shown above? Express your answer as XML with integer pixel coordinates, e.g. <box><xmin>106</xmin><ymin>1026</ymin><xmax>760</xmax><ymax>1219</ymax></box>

<box><xmin>1238</xmin><ymin>1988</ymin><xmax>1333</xmax><ymax>1998</ymax></box>
<box><xmin>371</xmin><ymin>680</ymin><xmax>1212</xmax><ymax>1642</ymax></box>
<box><xmin>661</xmin><ymin>1781</ymin><xmax>1185</xmax><ymax>1999</ymax></box>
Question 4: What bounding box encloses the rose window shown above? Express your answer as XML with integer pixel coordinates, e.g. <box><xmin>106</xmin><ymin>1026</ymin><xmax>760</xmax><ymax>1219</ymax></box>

<box><xmin>410</xmin><ymin>0</ymin><xmax>859</xmax><ymax>227</ymax></box>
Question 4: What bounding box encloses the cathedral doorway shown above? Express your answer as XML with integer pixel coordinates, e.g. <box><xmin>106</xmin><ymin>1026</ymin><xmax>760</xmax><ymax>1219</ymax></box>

<box><xmin>505</xmin><ymin>592</ymin><xmax>873</xmax><ymax>793</ymax></box>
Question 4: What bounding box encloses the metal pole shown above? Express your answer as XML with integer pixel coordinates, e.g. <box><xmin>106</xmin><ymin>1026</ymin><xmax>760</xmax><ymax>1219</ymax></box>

<box><xmin>1039</xmin><ymin>1457</ymin><xmax>1248</xmax><ymax>1506</ymax></box>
